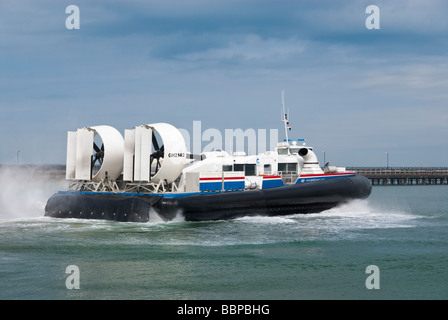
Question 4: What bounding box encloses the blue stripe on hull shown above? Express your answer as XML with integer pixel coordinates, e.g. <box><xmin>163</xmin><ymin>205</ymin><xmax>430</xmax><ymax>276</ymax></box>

<box><xmin>261</xmin><ymin>179</ymin><xmax>284</xmax><ymax>189</ymax></box>
<box><xmin>199</xmin><ymin>180</ymin><xmax>244</xmax><ymax>191</ymax></box>
<box><xmin>295</xmin><ymin>174</ymin><xmax>355</xmax><ymax>184</ymax></box>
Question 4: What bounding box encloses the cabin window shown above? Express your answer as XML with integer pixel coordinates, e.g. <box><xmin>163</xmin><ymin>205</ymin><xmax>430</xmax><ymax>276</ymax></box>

<box><xmin>233</xmin><ymin>163</ymin><xmax>256</xmax><ymax>176</ymax></box>
<box><xmin>278</xmin><ymin>163</ymin><xmax>287</xmax><ymax>172</ymax></box>
<box><xmin>264</xmin><ymin>164</ymin><xmax>272</xmax><ymax>174</ymax></box>
<box><xmin>245</xmin><ymin>164</ymin><xmax>256</xmax><ymax>176</ymax></box>
<box><xmin>222</xmin><ymin>165</ymin><xmax>233</xmax><ymax>172</ymax></box>
<box><xmin>278</xmin><ymin>163</ymin><xmax>297</xmax><ymax>172</ymax></box>
<box><xmin>277</xmin><ymin>148</ymin><xmax>288</xmax><ymax>155</ymax></box>
<box><xmin>290</xmin><ymin>148</ymin><xmax>299</xmax><ymax>154</ymax></box>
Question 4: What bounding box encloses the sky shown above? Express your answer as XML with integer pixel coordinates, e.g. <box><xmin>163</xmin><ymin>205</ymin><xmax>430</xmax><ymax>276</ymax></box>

<box><xmin>1</xmin><ymin>0</ymin><xmax>447</xmax><ymax>167</ymax></box>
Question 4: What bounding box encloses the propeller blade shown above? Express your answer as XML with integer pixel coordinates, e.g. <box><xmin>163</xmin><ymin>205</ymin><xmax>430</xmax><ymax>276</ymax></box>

<box><xmin>156</xmin><ymin>158</ymin><xmax>160</xmax><ymax>173</ymax></box>
<box><xmin>152</xmin><ymin>132</ymin><xmax>160</xmax><ymax>151</ymax></box>
<box><xmin>93</xmin><ymin>142</ymin><xmax>101</xmax><ymax>153</ymax></box>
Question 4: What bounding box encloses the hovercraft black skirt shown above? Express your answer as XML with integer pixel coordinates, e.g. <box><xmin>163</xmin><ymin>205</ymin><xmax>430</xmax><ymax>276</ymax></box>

<box><xmin>45</xmin><ymin>175</ymin><xmax>371</xmax><ymax>222</ymax></box>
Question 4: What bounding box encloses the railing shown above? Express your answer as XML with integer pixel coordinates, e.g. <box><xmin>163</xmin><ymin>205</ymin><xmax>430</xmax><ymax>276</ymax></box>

<box><xmin>347</xmin><ymin>167</ymin><xmax>448</xmax><ymax>185</ymax></box>
<box><xmin>347</xmin><ymin>167</ymin><xmax>448</xmax><ymax>174</ymax></box>
<box><xmin>347</xmin><ymin>167</ymin><xmax>448</xmax><ymax>177</ymax></box>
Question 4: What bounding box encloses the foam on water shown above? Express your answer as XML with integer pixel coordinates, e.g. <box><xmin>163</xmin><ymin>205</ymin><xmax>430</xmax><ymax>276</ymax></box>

<box><xmin>322</xmin><ymin>198</ymin><xmax>421</xmax><ymax>228</ymax></box>
<box><xmin>146</xmin><ymin>208</ymin><xmax>186</xmax><ymax>225</ymax></box>
<box><xmin>236</xmin><ymin>215</ymin><xmax>297</xmax><ymax>224</ymax></box>
<box><xmin>233</xmin><ymin>198</ymin><xmax>419</xmax><ymax>230</ymax></box>
<box><xmin>0</xmin><ymin>199</ymin><xmax>421</xmax><ymax>248</ymax></box>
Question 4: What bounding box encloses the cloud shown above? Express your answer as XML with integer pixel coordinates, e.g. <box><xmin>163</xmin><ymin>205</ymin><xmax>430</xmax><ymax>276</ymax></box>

<box><xmin>175</xmin><ymin>35</ymin><xmax>307</xmax><ymax>65</ymax></box>
<box><xmin>0</xmin><ymin>0</ymin><xmax>447</xmax><ymax>166</ymax></box>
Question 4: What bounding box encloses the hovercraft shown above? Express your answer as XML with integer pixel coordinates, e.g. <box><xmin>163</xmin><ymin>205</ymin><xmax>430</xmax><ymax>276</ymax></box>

<box><xmin>45</xmin><ymin>103</ymin><xmax>371</xmax><ymax>222</ymax></box>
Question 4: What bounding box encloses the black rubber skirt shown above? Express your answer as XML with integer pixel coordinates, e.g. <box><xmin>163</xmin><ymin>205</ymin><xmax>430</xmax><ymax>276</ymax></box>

<box><xmin>45</xmin><ymin>175</ymin><xmax>371</xmax><ymax>222</ymax></box>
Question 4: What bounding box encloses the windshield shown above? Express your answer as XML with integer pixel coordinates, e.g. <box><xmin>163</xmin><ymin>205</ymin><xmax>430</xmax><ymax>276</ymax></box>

<box><xmin>277</xmin><ymin>148</ymin><xmax>288</xmax><ymax>155</ymax></box>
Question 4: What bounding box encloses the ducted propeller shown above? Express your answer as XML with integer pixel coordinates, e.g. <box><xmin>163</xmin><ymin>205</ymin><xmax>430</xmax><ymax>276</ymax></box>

<box><xmin>123</xmin><ymin>123</ymin><xmax>187</xmax><ymax>184</ymax></box>
<box><xmin>92</xmin><ymin>142</ymin><xmax>104</xmax><ymax>166</ymax></box>
<box><xmin>66</xmin><ymin>125</ymin><xmax>124</xmax><ymax>182</ymax></box>
<box><xmin>150</xmin><ymin>131</ymin><xmax>164</xmax><ymax>176</ymax></box>
<box><xmin>91</xmin><ymin>141</ymin><xmax>104</xmax><ymax>179</ymax></box>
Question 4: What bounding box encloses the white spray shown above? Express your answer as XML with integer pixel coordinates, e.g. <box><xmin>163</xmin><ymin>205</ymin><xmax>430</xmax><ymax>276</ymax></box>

<box><xmin>0</xmin><ymin>166</ymin><xmax>68</xmax><ymax>220</ymax></box>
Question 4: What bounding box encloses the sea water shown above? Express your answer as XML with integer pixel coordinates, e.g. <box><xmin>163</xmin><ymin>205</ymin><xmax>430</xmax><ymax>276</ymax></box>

<box><xmin>0</xmin><ymin>169</ymin><xmax>447</xmax><ymax>300</ymax></box>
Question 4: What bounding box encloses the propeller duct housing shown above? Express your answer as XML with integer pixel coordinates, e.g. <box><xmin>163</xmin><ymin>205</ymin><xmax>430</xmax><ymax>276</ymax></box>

<box><xmin>66</xmin><ymin>125</ymin><xmax>124</xmax><ymax>182</ymax></box>
<box><xmin>123</xmin><ymin>123</ymin><xmax>187</xmax><ymax>184</ymax></box>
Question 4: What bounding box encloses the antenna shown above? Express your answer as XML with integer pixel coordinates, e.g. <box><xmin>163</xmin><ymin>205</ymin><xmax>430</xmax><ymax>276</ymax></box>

<box><xmin>280</xmin><ymin>89</ymin><xmax>291</xmax><ymax>142</ymax></box>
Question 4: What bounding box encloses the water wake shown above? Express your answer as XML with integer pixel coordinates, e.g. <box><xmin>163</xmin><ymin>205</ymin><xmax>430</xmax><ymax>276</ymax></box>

<box><xmin>233</xmin><ymin>198</ymin><xmax>419</xmax><ymax>233</ymax></box>
<box><xmin>146</xmin><ymin>208</ymin><xmax>186</xmax><ymax>225</ymax></box>
<box><xmin>319</xmin><ymin>199</ymin><xmax>420</xmax><ymax>228</ymax></box>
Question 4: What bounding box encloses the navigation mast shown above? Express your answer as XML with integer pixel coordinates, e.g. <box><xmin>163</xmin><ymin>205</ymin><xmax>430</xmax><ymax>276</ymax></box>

<box><xmin>281</xmin><ymin>89</ymin><xmax>291</xmax><ymax>142</ymax></box>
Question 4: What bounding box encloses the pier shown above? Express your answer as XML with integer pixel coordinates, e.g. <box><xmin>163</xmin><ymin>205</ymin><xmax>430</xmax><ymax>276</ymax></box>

<box><xmin>347</xmin><ymin>167</ymin><xmax>448</xmax><ymax>185</ymax></box>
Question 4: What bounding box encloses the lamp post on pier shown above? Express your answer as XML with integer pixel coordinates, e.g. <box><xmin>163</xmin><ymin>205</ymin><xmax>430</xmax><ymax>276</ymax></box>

<box><xmin>385</xmin><ymin>152</ymin><xmax>389</xmax><ymax>169</ymax></box>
